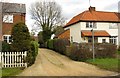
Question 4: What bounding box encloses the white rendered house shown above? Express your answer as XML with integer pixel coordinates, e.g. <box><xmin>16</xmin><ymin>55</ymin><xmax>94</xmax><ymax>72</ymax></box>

<box><xmin>58</xmin><ymin>7</ymin><xmax>120</xmax><ymax>45</ymax></box>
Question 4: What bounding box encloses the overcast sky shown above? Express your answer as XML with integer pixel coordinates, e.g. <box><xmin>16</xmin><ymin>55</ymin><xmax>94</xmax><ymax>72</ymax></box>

<box><xmin>1</xmin><ymin>0</ymin><xmax>120</xmax><ymax>33</ymax></box>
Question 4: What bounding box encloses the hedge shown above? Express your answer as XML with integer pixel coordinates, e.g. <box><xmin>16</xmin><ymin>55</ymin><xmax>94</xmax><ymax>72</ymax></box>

<box><xmin>66</xmin><ymin>43</ymin><xmax>117</xmax><ymax>61</ymax></box>
<box><xmin>47</xmin><ymin>39</ymin><xmax>54</xmax><ymax>50</ymax></box>
<box><xmin>47</xmin><ymin>39</ymin><xmax>70</xmax><ymax>55</ymax></box>
<box><xmin>26</xmin><ymin>41</ymin><xmax>39</xmax><ymax>66</ymax></box>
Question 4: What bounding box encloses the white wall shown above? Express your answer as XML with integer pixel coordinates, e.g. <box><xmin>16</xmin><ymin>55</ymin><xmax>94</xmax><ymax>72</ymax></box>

<box><xmin>69</xmin><ymin>23</ymin><xmax>81</xmax><ymax>43</ymax></box>
<box><xmin>81</xmin><ymin>22</ymin><xmax>118</xmax><ymax>45</ymax></box>
<box><xmin>118</xmin><ymin>23</ymin><xmax>120</xmax><ymax>46</ymax></box>
<box><xmin>65</xmin><ymin>22</ymin><xmax>119</xmax><ymax>45</ymax></box>
<box><xmin>98</xmin><ymin>37</ymin><xmax>109</xmax><ymax>43</ymax></box>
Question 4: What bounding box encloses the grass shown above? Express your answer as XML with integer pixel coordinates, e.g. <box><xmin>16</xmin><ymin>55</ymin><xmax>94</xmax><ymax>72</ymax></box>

<box><xmin>2</xmin><ymin>68</ymin><xmax>23</xmax><ymax>77</ymax></box>
<box><xmin>86</xmin><ymin>58</ymin><xmax>119</xmax><ymax>72</ymax></box>
<box><xmin>118</xmin><ymin>50</ymin><xmax>120</xmax><ymax>55</ymax></box>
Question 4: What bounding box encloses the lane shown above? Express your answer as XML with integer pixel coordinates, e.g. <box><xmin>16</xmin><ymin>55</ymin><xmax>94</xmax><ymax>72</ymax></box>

<box><xmin>18</xmin><ymin>48</ymin><xmax>117</xmax><ymax>76</ymax></box>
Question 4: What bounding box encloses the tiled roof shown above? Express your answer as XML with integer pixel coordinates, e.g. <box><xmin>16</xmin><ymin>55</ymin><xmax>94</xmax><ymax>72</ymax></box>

<box><xmin>0</xmin><ymin>2</ymin><xmax>26</xmax><ymax>13</ymax></box>
<box><xmin>81</xmin><ymin>30</ymin><xmax>110</xmax><ymax>37</ymax></box>
<box><xmin>64</xmin><ymin>7</ymin><xmax>120</xmax><ymax>28</ymax></box>
<box><xmin>55</xmin><ymin>29</ymin><xmax>70</xmax><ymax>40</ymax></box>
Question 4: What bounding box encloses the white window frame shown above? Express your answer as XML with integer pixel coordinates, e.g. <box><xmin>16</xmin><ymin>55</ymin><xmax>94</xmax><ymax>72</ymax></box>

<box><xmin>109</xmin><ymin>36</ymin><xmax>117</xmax><ymax>44</ymax></box>
<box><xmin>3</xmin><ymin>35</ymin><xmax>12</xmax><ymax>44</ymax></box>
<box><xmin>3</xmin><ymin>14</ymin><xmax>13</xmax><ymax>23</ymax></box>
<box><xmin>86</xmin><ymin>22</ymin><xmax>97</xmax><ymax>28</ymax></box>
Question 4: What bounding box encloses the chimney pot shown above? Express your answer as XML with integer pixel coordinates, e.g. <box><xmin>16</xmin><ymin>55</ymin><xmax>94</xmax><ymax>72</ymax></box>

<box><xmin>89</xmin><ymin>6</ymin><xmax>96</xmax><ymax>11</ymax></box>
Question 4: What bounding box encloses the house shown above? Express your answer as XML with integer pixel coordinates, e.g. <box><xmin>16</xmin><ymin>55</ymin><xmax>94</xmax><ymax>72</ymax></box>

<box><xmin>0</xmin><ymin>2</ymin><xmax>26</xmax><ymax>44</ymax></box>
<box><xmin>58</xmin><ymin>6</ymin><xmax>120</xmax><ymax>45</ymax></box>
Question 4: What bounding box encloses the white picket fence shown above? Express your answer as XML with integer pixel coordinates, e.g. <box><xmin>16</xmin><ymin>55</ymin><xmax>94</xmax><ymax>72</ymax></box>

<box><xmin>0</xmin><ymin>51</ymin><xmax>27</xmax><ymax>68</ymax></box>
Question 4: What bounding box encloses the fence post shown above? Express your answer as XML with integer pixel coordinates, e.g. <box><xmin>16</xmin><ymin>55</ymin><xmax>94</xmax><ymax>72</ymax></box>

<box><xmin>25</xmin><ymin>51</ymin><xmax>27</xmax><ymax>68</ymax></box>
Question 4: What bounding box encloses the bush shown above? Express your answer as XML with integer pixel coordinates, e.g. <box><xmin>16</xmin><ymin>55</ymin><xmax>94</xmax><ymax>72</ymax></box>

<box><xmin>95</xmin><ymin>43</ymin><xmax>117</xmax><ymax>58</ymax></box>
<box><xmin>2</xmin><ymin>41</ymin><xmax>11</xmax><ymax>52</ymax></box>
<box><xmin>47</xmin><ymin>39</ymin><xmax>54</xmax><ymax>50</ymax></box>
<box><xmin>38</xmin><ymin>31</ymin><xmax>45</xmax><ymax>48</ymax></box>
<box><xmin>26</xmin><ymin>41</ymin><xmax>39</xmax><ymax>66</ymax></box>
<box><xmin>66</xmin><ymin>43</ymin><xmax>117</xmax><ymax>61</ymax></box>
<box><xmin>46</xmin><ymin>39</ymin><xmax>70</xmax><ymax>55</ymax></box>
<box><xmin>53</xmin><ymin>39</ymin><xmax>70</xmax><ymax>55</ymax></box>
<box><xmin>11</xmin><ymin>22</ymin><xmax>31</xmax><ymax>52</ymax></box>
<box><xmin>118</xmin><ymin>46</ymin><xmax>120</xmax><ymax>51</ymax></box>
<box><xmin>66</xmin><ymin>44</ymin><xmax>93</xmax><ymax>61</ymax></box>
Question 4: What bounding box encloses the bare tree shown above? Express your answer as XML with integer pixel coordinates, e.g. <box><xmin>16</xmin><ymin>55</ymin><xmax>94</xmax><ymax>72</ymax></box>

<box><xmin>30</xmin><ymin>1</ymin><xmax>64</xmax><ymax>42</ymax></box>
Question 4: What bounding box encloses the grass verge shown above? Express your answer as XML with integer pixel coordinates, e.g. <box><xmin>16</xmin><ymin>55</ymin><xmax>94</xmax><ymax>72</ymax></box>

<box><xmin>2</xmin><ymin>68</ymin><xmax>23</xmax><ymax>77</ymax></box>
<box><xmin>86</xmin><ymin>58</ymin><xmax>119</xmax><ymax>72</ymax></box>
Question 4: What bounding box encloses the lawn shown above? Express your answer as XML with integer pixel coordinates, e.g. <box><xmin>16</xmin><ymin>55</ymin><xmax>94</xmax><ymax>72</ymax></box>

<box><xmin>86</xmin><ymin>58</ymin><xmax>119</xmax><ymax>72</ymax></box>
<box><xmin>118</xmin><ymin>50</ymin><xmax>120</xmax><ymax>55</ymax></box>
<box><xmin>2</xmin><ymin>68</ymin><xmax>23</xmax><ymax>77</ymax></box>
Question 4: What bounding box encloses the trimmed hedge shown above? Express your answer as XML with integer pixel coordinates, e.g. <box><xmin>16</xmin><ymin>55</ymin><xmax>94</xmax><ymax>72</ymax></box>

<box><xmin>47</xmin><ymin>39</ymin><xmax>54</xmax><ymax>50</ymax></box>
<box><xmin>66</xmin><ymin>43</ymin><xmax>117</xmax><ymax>61</ymax></box>
<box><xmin>53</xmin><ymin>39</ymin><xmax>70</xmax><ymax>55</ymax></box>
<box><xmin>26</xmin><ymin>41</ymin><xmax>39</xmax><ymax>66</ymax></box>
<box><xmin>47</xmin><ymin>39</ymin><xmax>70</xmax><ymax>55</ymax></box>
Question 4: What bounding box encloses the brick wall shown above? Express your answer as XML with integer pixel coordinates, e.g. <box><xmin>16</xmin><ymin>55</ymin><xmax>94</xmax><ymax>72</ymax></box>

<box><xmin>2</xmin><ymin>13</ymin><xmax>25</xmax><ymax>35</ymax></box>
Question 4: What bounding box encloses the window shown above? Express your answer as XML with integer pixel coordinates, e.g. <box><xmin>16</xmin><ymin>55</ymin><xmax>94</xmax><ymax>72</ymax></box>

<box><xmin>71</xmin><ymin>36</ymin><xmax>73</xmax><ymax>43</ymax></box>
<box><xmin>109</xmin><ymin>23</ymin><xmax>118</xmax><ymax>29</ymax></box>
<box><xmin>109</xmin><ymin>36</ymin><xmax>116</xmax><ymax>44</ymax></box>
<box><xmin>3</xmin><ymin>35</ymin><xmax>12</xmax><ymax>44</ymax></box>
<box><xmin>102</xmin><ymin>39</ymin><xmax>106</xmax><ymax>43</ymax></box>
<box><xmin>88</xmin><ymin>37</ymin><xmax>92</xmax><ymax>43</ymax></box>
<box><xmin>86</xmin><ymin>22</ymin><xmax>97</xmax><ymax>28</ymax></box>
<box><xmin>3</xmin><ymin>15</ymin><xmax>13</xmax><ymax>23</ymax></box>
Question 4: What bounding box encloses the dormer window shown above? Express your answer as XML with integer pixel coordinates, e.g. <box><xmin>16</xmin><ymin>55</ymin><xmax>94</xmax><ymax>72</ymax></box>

<box><xmin>3</xmin><ymin>14</ymin><xmax>13</xmax><ymax>23</ymax></box>
<box><xmin>86</xmin><ymin>22</ymin><xmax>96</xmax><ymax>28</ymax></box>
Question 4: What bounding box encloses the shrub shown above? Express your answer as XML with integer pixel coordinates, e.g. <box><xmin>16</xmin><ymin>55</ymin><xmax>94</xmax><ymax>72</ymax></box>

<box><xmin>53</xmin><ymin>39</ymin><xmax>70</xmax><ymax>55</ymax></box>
<box><xmin>95</xmin><ymin>43</ymin><xmax>117</xmax><ymax>58</ymax></box>
<box><xmin>2</xmin><ymin>41</ymin><xmax>11</xmax><ymax>52</ymax></box>
<box><xmin>26</xmin><ymin>41</ymin><xmax>39</xmax><ymax>66</ymax></box>
<box><xmin>118</xmin><ymin>46</ymin><xmax>120</xmax><ymax>51</ymax></box>
<box><xmin>11</xmin><ymin>22</ymin><xmax>31</xmax><ymax>52</ymax></box>
<box><xmin>66</xmin><ymin>44</ymin><xmax>93</xmax><ymax>61</ymax></box>
<box><xmin>47</xmin><ymin>39</ymin><xmax>54</xmax><ymax>50</ymax></box>
<box><xmin>38</xmin><ymin>31</ymin><xmax>45</xmax><ymax>48</ymax></box>
<box><xmin>66</xmin><ymin>43</ymin><xmax>117</xmax><ymax>61</ymax></box>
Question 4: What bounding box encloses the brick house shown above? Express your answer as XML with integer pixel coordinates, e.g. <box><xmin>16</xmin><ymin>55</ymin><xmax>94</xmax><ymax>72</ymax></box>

<box><xmin>0</xmin><ymin>2</ymin><xmax>26</xmax><ymax>44</ymax></box>
<box><xmin>57</xmin><ymin>7</ymin><xmax>120</xmax><ymax>45</ymax></box>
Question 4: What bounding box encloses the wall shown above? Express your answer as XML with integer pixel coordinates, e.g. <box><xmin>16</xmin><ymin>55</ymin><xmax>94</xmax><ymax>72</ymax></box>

<box><xmin>2</xmin><ymin>13</ymin><xmax>25</xmax><ymax>35</ymax></box>
<box><xmin>81</xmin><ymin>22</ymin><xmax>118</xmax><ymax>45</ymax></box>
<box><xmin>69</xmin><ymin>23</ymin><xmax>81</xmax><ymax>43</ymax></box>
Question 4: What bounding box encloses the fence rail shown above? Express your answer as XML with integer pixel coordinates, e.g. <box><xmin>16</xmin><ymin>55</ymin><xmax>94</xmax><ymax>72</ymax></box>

<box><xmin>0</xmin><ymin>51</ymin><xmax>27</xmax><ymax>68</ymax></box>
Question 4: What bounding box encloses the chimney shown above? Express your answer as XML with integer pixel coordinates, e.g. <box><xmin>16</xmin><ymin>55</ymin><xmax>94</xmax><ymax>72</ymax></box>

<box><xmin>89</xmin><ymin>6</ymin><xmax>96</xmax><ymax>11</ymax></box>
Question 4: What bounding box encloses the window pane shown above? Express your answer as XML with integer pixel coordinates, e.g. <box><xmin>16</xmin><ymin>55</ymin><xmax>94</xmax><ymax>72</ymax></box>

<box><xmin>9</xmin><ymin>36</ymin><xmax>12</xmax><ymax>43</ymax></box>
<box><xmin>4</xmin><ymin>36</ymin><xmax>7</xmax><ymax>43</ymax></box>
<box><xmin>86</xmin><ymin>22</ymin><xmax>89</xmax><ymax>28</ymax></box>
<box><xmin>3</xmin><ymin>15</ymin><xmax>9</xmax><ymax>22</ymax></box>
<box><xmin>88</xmin><ymin>37</ymin><xmax>92</xmax><ymax>42</ymax></box>
<box><xmin>3</xmin><ymin>15</ymin><xmax>13</xmax><ymax>23</ymax></box>
<box><xmin>9</xmin><ymin>15</ymin><xmax>13</xmax><ymax>23</ymax></box>
<box><xmin>102</xmin><ymin>39</ymin><xmax>106</xmax><ymax>43</ymax></box>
